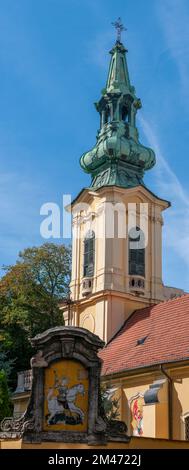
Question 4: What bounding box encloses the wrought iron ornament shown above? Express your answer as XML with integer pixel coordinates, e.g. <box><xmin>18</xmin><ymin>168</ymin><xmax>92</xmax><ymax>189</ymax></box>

<box><xmin>112</xmin><ymin>17</ymin><xmax>127</xmax><ymax>42</ymax></box>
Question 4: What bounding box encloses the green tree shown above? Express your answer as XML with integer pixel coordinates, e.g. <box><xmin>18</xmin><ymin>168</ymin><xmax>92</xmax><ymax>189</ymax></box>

<box><xmin>0</xmin><ymin>350</ymin><xmax>15</xmax><ymax>378</ymax></box>
<box><xmin>0</xmin><ymin>243</ymin><xmax>71</xmax><ymax>388</ymax></box>
<box><xmin>0</xmin><ymin>370</ymin><xmax>12</xmax><ymax>421</ymax></box>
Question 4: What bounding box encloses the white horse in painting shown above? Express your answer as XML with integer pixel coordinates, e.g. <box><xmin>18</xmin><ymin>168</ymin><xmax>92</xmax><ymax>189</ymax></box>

<box><xmin>47</xmin><ymin>384</ymin><xmax>85</xmax><ymax>424</ymax></box>
<box><xmin>66</xmin><ymin>384</ymin><xmax>85</xmax><ymax>421</ymax></box>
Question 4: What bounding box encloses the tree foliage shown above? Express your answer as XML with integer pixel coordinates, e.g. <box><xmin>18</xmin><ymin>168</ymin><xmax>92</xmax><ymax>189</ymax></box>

<box><xmin>0</xmin><ymin>243</ymin><xmax>71</xmax><ymax>388</ymax></box>
<box><xmin>0</xmin><ymin>370</ymin><xmax>12</xmax><ymax>422</ymax></box>
<box><xmin>0</xmin><ymin>350</ymin><xmax>15</xmax><ymax>378</ymax></box>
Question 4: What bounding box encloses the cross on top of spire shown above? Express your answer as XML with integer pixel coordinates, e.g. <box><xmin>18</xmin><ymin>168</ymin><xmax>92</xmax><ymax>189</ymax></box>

<box><xmin>112</xmin><ymin>17</ymin><xmax>127</xmax><ymax>43</ymax></box>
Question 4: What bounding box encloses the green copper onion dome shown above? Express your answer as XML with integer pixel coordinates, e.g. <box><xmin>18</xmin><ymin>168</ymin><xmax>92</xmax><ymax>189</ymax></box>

<box><xmin>80</xmin><ymin>39</ymin><xmax>155</xmax><ymax>189</ymax></box>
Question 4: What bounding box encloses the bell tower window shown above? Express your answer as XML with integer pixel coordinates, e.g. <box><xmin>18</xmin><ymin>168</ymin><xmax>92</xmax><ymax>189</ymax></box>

<box><xmin>121</xmin><ymin>105</ymin><xmax>127</xmax><ymax>121</ymax></box>
<box><xmin>83</xmin><ymin>230</ymin><xmax>95</xmax><ymax>278</ymax></box>
<box><xmin>129</xmin><ymin>227</ymin><xmax>145</xmax><ymax>277</ymax></box>
<box><xmin>104</xmin><ymin>106</ymin><xmax>111</xmax><ymax>124</ymax></box>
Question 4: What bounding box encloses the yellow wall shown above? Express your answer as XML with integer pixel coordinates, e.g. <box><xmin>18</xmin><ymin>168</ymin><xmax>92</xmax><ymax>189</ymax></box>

<box><xmin>123</xmin><ymin>381</ymin><xmax>149</xmax><ymax>436</ymax></box>
<box><xmin>171</xmin><ymin>367</ymin><xmax>189</xmax><ymax>440</ymax></box>
<box><xmin>1</xmin><ymin>436</ymin><xmax>189</xmax><ymax>449</ymax></box>
<box><xmin>101</xmin><ymin>365</ymin><xmax>189</xmax><ymax>442</ymax></box>
<box><xmin>102</xmin><ymin>372</ymin><xmax>160</xmax><ymax>438</ymax></box>
<box><xmin>74</xmin><ymin>292</ymin><xmax>149</xmax><ymax>342</ymax></box>
<box><xmin>10</xmin><ymin>364</ymin><xmax>189</xmax><ymax>442</ymax></box>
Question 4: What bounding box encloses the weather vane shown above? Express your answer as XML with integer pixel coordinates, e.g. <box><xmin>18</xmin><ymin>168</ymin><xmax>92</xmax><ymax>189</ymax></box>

<box><xmin>112</xmin><ymin>17</ymin><xmax>127</xmax><ymax>42</ymax></box>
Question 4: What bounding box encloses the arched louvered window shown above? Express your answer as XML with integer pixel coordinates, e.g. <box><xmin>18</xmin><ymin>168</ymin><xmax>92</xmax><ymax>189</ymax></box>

<box><xmin>129</xmin><ymin>227</ymin><xmax>145</xmax><ymax>277</ymax></box>
<box><xmin>83</xmin><ymin>230</ymin><xmax>95</xmax><ymax>278</ymax></box>
<box><xmin>121</xmin><ymin>105</ymin><xmax>129</xmax><ymax>122</ymax></box>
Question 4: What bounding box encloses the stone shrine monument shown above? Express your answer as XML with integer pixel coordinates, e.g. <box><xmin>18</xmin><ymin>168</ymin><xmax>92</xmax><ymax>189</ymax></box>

<box><xmin>0</xmin><ymin>326</ymin><xmax>129</xmax><ymax>446</ymax></box>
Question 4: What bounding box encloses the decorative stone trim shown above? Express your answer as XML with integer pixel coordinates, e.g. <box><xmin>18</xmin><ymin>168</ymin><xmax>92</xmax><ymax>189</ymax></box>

<box><xmin>128</xmin><ymin>392</ymin><xmax>144</xmax><ymax>406</ymax></box>
<box><xmin>129</xmin><ymin>276</ymin><xmax>145</xmax><ymax>291</ymax></box>
<box><xmin>81</xmin><ymin>277</ymin><xmax>93</xmax><ymax>296</ymax></box>
<box><xmin>144</xmin><ymin>379</ymin><xmax>166</xmax><ymax>404</ymax></box>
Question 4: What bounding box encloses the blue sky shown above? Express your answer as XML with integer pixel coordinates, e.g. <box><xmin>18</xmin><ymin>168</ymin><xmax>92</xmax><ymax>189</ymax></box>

<box><xmin>0</xmin><ymin>0</ymin><xmax>189</xmax><ymax>291</ymax></box>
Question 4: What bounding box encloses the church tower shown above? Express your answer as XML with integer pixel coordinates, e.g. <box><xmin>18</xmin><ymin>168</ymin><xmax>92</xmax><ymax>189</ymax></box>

<box><xmin>62</xmin><ymin>26</ymin><xmax>183</xmax><ymax>342</ymax></box>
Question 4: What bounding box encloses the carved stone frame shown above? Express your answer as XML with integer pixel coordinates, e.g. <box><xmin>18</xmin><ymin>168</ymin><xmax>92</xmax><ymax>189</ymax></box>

<box><xmin>23</xmin><ymin>326</ymin><xmax>107</xmax><ymax>445</ymax></box>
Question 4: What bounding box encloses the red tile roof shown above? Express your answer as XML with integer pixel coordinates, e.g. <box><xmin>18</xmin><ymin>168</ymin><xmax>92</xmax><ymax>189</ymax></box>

<box><xmin>100</xmin><ymin>294</ymin><xmax>189</xmax><ymax>376</ymax></box>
